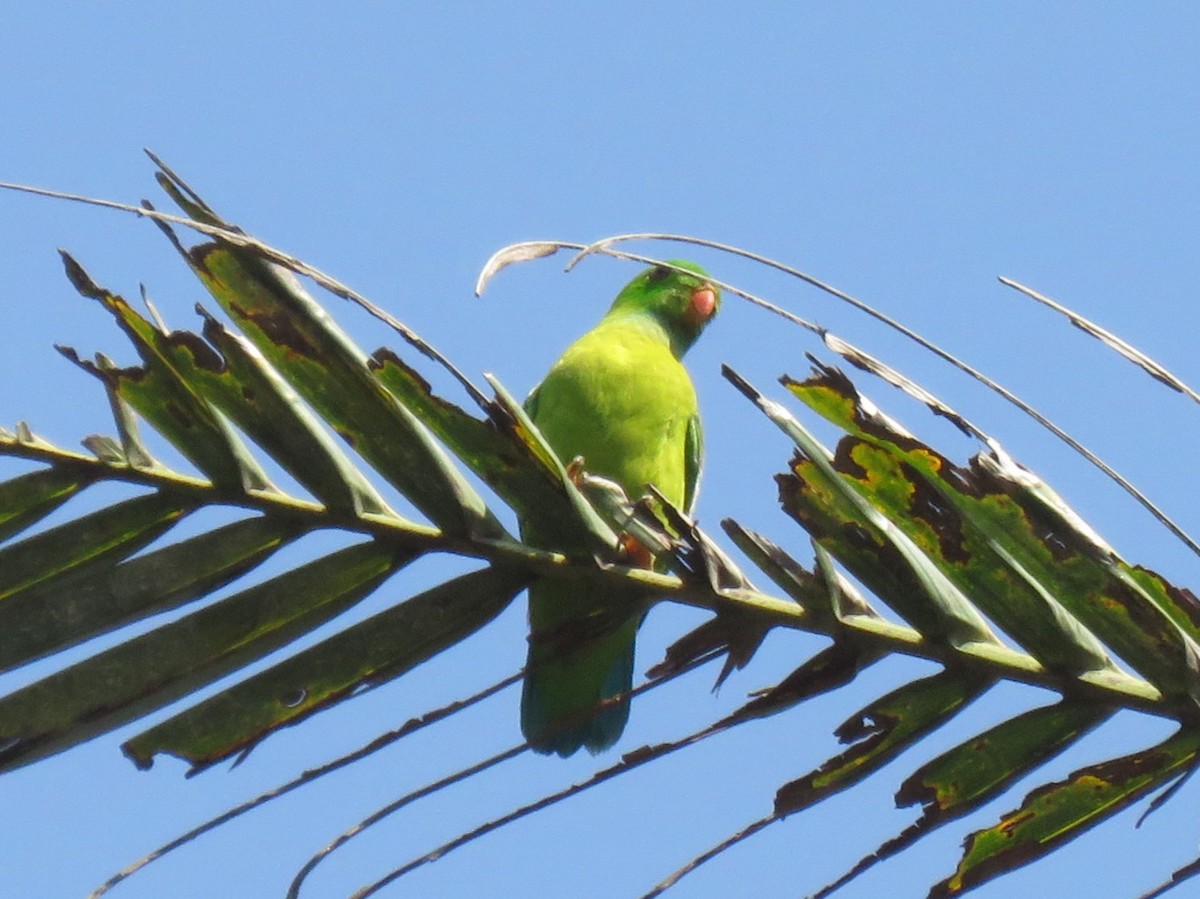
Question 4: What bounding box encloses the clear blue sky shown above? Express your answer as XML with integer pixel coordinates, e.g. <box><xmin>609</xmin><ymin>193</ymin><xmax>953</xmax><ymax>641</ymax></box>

<box><xmin>3</xmin><ymin>4</ymin><xmax>1200</xmax><ymax>897</ymax></box>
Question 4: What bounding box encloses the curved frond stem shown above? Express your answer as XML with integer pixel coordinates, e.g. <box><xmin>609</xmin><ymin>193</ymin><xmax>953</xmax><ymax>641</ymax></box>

<box><xmin>288</xmin><ymin>742</ymin><xmax>529</xmax><ymax>899</ymax></box>
<box><xmin>567</xmin><ymin>244</ymin><xmax>823</xmax><ymax>331</ymax></box>
<box><xmin>89</xmin><ymin>670</ymin><xmax>522</xmax><ymax>897</ymax></box>
<box><xmin>477</xmin><ymin>239</ymin><xmax>821</xmax><ymax>330</ymax></box>
<box><xmin>999</xmin><ymin>276</ymin><xmax>1200</xmax><ymax>406</ymax></box>
<box><xmin>0</xmin><ymin>176</ymin><xmax>490</xmax><ymax>407</ymax></box>
<box><xmin>640</xmin><ymin>813</ymin><xmax>776</xmax><ymax>899</ymax></box>
<box><xmin>340</xmin><ymin>654</ymin><xmax>735</xmax><ymax>899</ymax></box>
<box><xmin>1138</xmin><ymin>857</ymin><xmax>1200</xmax><ymax>899</ymax></box>
<box><xmin>292</xmin><ymin>652</ymin><xmax>720</xmax><ymax>899</ymax></box>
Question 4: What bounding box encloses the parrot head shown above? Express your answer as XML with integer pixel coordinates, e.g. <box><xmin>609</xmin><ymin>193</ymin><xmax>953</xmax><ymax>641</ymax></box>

<box><xmin>607</xmin><ymin>260</ymin><xmax>720</xmax><ymax>358</ymax></box>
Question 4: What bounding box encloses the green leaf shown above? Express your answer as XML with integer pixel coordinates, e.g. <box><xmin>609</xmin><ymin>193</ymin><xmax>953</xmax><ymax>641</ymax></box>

<box><xmin>167</xmin><ymin>311</ymin><xmax>395</xmax><ymax>517</ymax></box>
<box><xmin>170</xmin><ymin>234</ymin><xmax>500</xmax><ymax>537</ymax></box>
<box><xmin>59</xmin><ymin>253</ymin><xmax>273</xmax><ymax>492</ymax></box>
<box><xmin>970</xmin><ymin>454</ymin><xmax>1200</xmax><ymax>698</ymax></box>
<box><xmin>1121</xmin><ymin>563</ymin><xmax>1200</xmax><ymax>648</ymax></box>
<box><xmin>123</xmin><ymin>564</ymin><xmax>527</xmax><ymax>771</ymax></box>
<box><xmin>0</xmin><ymin>514</ymin><xmax>301</xmax><ymax>672</ymax></box>
<box><xmin>782</xmin><ymin>366</ymin><xmax>1116</xmax><ymax>674</ymax></box>
<box><xmin>0</xmin><ymin>539</ymin><xmax>409</xmax><ymax>772</ymax></box>
<box><xmin>725</xmin><ymin>367</ymin><xmax>1003</xmax><ymax>650</ymax></box>
<box><xmin>372</xmin><ymin>351</ymin><xmax>615</xmax><ymax>554</ymax></box>
<box><xmin>722</xmin><ymin>519</ymin><xmax>880</xmax><ymax>624</ymax></box>
<box><xmin>0</xmin><ymin>466</ymin><xmax>94</xmax><ymax>543</ymax></box>
<box><xmin>785</xmin><ymin>363</ymin><xmax>1197</xmax><ymax>696</ymax></box>
<box><xmin>777</xmin><ymin>445</ymin><xmax>996</xmax><ymax>648</ymax></box>
<box><xmin>0</xmin><ymin>492</ymin><xmax>189</xmax><ymax>602</ymax></box>
<box><xmin>812</xmin><ymin>701</ymin><xmax>1115</xmax><ymax>898</ymax></box>
<box><xmin>930</xmin><ymin>726</ymin><xmax>1200</xmax><ymax>897</ymax></box>
<box><xmin>773</xmin><ymin>670</ymin><xmax>992</xmax><ymax>816</ymax></box>
<box><xmin>899</xmin><ymin>700</ymin><xmax>1113</xmax><ymax>819</ymax></box>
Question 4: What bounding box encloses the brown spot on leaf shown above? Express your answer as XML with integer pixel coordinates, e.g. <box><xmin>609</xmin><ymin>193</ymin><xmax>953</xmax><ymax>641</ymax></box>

<box><xmin>165</xmin><ymin>329</ymin><xmax>225</xmax><ymax>372</ymax></box>
<box><xmin>832</xmin><ymin>437</ymin><xmax>870</xmax><ymax>480</ymax></box>
<box><xmin>228</xmin><ymin>301</ymin><xmax>322</xmax><ymax>359</ymax></box>
<box><xmin>905</xmin><ymin>463</ymin><xmax>970</xmax><ymax>565</ymax></box>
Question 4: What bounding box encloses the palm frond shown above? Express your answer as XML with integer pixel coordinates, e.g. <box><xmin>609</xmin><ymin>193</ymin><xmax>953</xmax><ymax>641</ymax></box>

<box><xmin>1</xmin><ymin>165</ymin><xmax>1198</xmax><ymax>897</ymax></box>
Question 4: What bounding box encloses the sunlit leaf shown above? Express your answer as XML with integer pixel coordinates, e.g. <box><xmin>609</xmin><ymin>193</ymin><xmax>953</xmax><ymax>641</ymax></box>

<box><xmin>722</xmin><ymin>519</ymin><xmax>879</xmax><ymax>624</ymax></box>
<box><xmin>372</xmin><ymin>350</ymin><xmax>614</xmax><ymax>552</ymax></box>
<box><xmin>785</xmin><ymin>366</ymin><xmax>1114</xmax><ymax>671</ymax></box>
<box><xmin>774</xmin><ymin>670</ymin><xmax>992</xmax><ymax>816</ymax></box>
<box><xmin>931</xmin><ymin>726</ymin><xmax>1200</xmax><ymax>897</ymax></box>
<box><xmin>165</xmin><ymin>311</ymin><xmax>395</xmax><ymax>516</ymax></box>
<box><xmin>813</xmin><ymin>701</ymin><xmax>1114</xmax><ymax>898</ymax></box>
<box><xmin>785</xmin><ymin>363</ymin><xmax>1198</xmax><ymax>696</ymax></box>
<box><xmin>59</xmin><ymin>254</ymin><xmax>273</xmax><ymax>492</ymax></box>
<box><xmin>899</xmin><ymin>699</ymin><xmax>1113</xmax><ymax>820</ymax></box>
<box><xmin>726</xmin><ymin>367</ymin><xmax>1004</xmax><ymax>649</ymax></box>
<box><xmin>167</xmin><ymin>231</ymin><xmax>500</xmax><ymax>537</ymax></box>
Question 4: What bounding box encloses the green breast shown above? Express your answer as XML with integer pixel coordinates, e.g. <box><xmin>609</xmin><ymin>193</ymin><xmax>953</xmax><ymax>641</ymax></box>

<box><xmin>530</xmin><ymin>319</ymin><xmax>696</xmax><ymax>509</ymax></box>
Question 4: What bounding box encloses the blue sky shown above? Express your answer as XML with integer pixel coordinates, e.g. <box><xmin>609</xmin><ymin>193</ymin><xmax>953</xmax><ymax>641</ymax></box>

<box><xmin>3</xmin><ymin>4</ymin><xmax>1200</xmax><ymax>897</ymax></box>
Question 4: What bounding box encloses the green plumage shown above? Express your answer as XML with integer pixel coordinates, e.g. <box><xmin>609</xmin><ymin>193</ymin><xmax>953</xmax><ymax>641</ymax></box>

<box><xmin>520</xmin><ymin>261</ymin><xmax>720</xmax><ymax>756</ymax></box>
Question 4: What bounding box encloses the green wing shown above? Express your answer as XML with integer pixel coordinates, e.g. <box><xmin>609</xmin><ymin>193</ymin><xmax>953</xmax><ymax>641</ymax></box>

<box><xmin>523</xmin><ymin>384</ymin><xmax>540</xmax><ymax>420</ymax></box>
<box><xmin>683</xmin><ymin>413</ymin><xmax>703</xmax><ymax>515</ymax></box>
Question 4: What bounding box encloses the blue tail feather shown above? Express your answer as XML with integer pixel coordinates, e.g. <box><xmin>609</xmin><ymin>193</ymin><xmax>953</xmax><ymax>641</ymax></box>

<box><xmin>521</xmin><ymin>622</ymin><xmax>637</xmax><ymax>757</ymax></box>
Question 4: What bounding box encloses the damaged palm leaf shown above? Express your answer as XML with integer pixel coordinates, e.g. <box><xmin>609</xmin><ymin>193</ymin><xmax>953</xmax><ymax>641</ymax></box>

<box><xmin>58</xmin><ymin>253</ymin><xmax>273</xmax><ymax>494</ymax></box>
<box><xmin>722</xmin><ymin>522</ymin><xmax>881</xmax><ymax>627</ymax></box>
<box><xmin>0</xmin><ymin>160</ymin><xmax>633</xmax><ymax>806</ymax></box>
<box><xmin>812</xmin><ymin>700</ymin><xmax>1115</xmax><ymax>898</ymax></box>
<box><xmin>0</xmin><ymin>166</ymin><xmax>687</xmax><ymax>810</ymax></box>
<box><xmin>149</xmin><ymin>168</ymin><xmax>500</xmax><ymax>539</ymax></box>
<box><xmin>785</xmin><ymin>364</ymin><xmax>1119</xmax><ymax>675</ymax></box>
<box><xmin>725</xmin><ymin>365</ymin><xmax>1002</xmax><ymax>651</ymax></box>
<box><xmin>931</xmin><ymin>726</ymin><xmax>1200</xmax><ymax>897</ymax></box>
<box><xmin>774</xmin><ymin>670</ymin><xmax>993</xmax><ymax>817</ymax></box>
<box><xmin>372</xmin><ymin>351</ymin><xmax>617</xmax><ymax>555</ymax></box>
<box><xmin>783</xmin><ymin>361</ymin><xmax>1200</xmax><ymax>697</ymax></box>
<box><xmin>900</xmin><ymin>699</ymin><xmax>1114</xmax><ymax>824</ymax></box>
<box><xmin>164</xmin><ymin>309</ymin><xmax>395</xmax><ymax>517</ymax></box>
<box><xmin>704</xmin><ymin>355</ymin><xmax>1200</xmax><ymax>899</ymax></box>
<box><xmin>750</xmin><ymin>353</ymin><xmax>1198</xmax><ymax>693</ymax></box>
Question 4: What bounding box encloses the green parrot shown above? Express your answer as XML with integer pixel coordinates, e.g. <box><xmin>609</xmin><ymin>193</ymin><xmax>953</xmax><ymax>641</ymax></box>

<box><xmin>520</xmin><ymin>261</ymin><xmax>720</xmax><ymax>756</ymax></box>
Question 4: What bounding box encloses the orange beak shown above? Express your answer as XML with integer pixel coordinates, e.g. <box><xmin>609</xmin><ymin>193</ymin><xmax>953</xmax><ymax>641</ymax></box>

<box><xmin>688</xmin><ymin>285</ymin><xmax>718</xmax><ymax>324</ymax></box>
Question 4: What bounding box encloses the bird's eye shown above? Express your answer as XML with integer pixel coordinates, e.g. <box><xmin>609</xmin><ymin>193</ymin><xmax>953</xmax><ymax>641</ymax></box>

<box><xmin>647</xmin><ymin>266</ymin><xmax>671</xmax><ymax>282</ymax></box>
